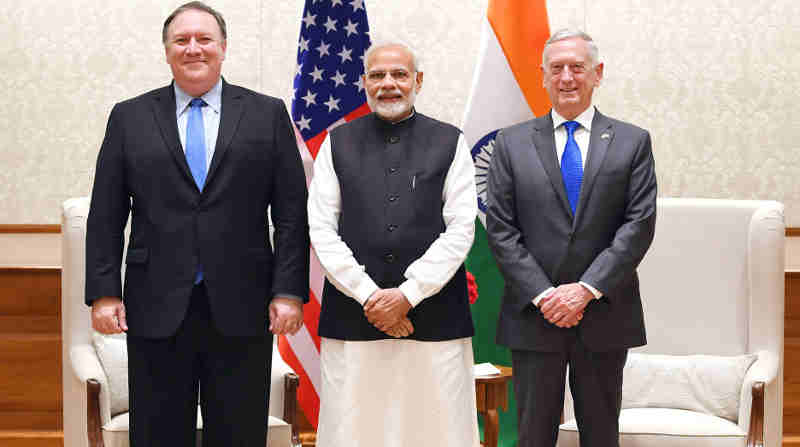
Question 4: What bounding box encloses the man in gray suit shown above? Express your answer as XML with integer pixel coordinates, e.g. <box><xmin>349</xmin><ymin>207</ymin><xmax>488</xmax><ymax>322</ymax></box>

<box><xmin>486</xmin><ymin>29</ymin><xmax>657</xmax><ymax>446</ymax></box>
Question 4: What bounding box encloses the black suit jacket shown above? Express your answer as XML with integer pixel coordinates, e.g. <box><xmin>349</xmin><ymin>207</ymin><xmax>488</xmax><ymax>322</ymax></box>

<box><xmin>486</xmin><ymin>109</ymin><xmax>657</xmax><ymax>352</ymax></box>
<box><xmin>86</xmin><ymin>80</ymin><xmax>310</xmax><ymax>338</ymax></box>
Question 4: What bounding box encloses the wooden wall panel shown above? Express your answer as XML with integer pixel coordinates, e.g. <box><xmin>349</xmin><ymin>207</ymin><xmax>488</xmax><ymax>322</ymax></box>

<box><xmin>0</xmin><ymin>268</ymin><xmax>60</xmax><ymax>319</ymax></box>
<box><xmin>0</xmin><ymin>268</ymin><xmax>62</xmax><ymax>432</ymax></box>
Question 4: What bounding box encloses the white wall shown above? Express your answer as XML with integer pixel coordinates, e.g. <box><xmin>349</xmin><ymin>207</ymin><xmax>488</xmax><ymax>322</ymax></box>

<box><xmin>1</xmin><ymin>0</ymin><xmax>798</xmax><ymax>228</ymax></box>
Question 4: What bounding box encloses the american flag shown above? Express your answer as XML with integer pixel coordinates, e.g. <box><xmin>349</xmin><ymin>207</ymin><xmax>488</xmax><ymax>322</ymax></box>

<box><xmin>278</xmin><ymin>0</ymin><xmax>372</xmax><ymax>429</ymax></box>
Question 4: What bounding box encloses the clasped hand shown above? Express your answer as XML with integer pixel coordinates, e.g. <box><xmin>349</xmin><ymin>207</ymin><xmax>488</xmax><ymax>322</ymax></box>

<box><xmin>269</xmin><ymin>297</ymin><xmax>304</xmax><ymax>336</ymax></box>
<box><xmin>364</xmin><ymin>288</ymin><xmax>414</xmax><ymax>338</ymax></box>
<box><xmin>539</xmin><ymin>283</ymin><xmax>594</xmax><ymax>328</ymax></box>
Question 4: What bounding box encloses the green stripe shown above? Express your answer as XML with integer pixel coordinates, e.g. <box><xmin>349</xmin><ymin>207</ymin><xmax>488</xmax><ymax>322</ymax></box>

<box><xmin>467</xmin><ymin>219</ymin><xmax>518</xmax><ymax>447</ymax></box>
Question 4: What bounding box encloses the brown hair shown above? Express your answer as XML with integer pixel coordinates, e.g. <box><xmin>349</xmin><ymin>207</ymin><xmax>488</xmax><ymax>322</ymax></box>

<box><xmin>162</xmin><ymin>1</ymin><xmax>227</xmax><ymax>45</ymax></box>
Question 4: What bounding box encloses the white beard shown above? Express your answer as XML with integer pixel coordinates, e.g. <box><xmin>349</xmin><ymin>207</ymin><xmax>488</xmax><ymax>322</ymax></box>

<box><xmin>367</xmin><ymin>86</ymin><xmax>417</xmax><ymax>122</ymax></box>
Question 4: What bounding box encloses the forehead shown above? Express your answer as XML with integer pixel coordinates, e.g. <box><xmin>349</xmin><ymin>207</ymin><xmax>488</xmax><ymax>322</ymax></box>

<box><xmin>167</xmin><ymin>9</ymin><xmax>221</xmax><ymax>37</ymax></box>
<box><xmin>366</xmin><ymin>45</ymin><xmax>414</xmax><ymax>71</ymax></box>
<box><xmin>544</xmin><ymin>38</ymin><xmax>590</xmax><ymax>64</ymax></box>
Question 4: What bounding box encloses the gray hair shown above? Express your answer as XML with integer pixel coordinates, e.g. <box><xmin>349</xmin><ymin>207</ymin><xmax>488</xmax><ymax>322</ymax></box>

<box><xmin>363</xmin><ymin>40</ymin><xmax>421</xmax><ymax>73</ymax></box>
<box><xmin>163</xmin><ymin>1</ymin><xmax>227</xmax><ymax>45</ymax></box>
<box><xmin>542</xmin><ymin>28</ymin><xmax>599</xmax><ymax>67</ymax></box>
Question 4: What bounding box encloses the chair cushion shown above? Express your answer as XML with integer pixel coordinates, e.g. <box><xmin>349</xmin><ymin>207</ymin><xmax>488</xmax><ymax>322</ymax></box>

<box><xmin>622</xmin><ymin>353</ymin><xmax>756</xmax><ymax>421</ymax></box>
<box><xmin>103</xmin><ymin>409</ymin><xmax>291</xmax><ymax>447</ymax></box>
<box><xmin>92</xmin><ymin>332</ymin><xmax>129</xmax><ymax>416</ymax></box>
<box><xmin>559</xmin><ymin>408</ymin><xmax>746</xmax><ymax>447</ymax></box>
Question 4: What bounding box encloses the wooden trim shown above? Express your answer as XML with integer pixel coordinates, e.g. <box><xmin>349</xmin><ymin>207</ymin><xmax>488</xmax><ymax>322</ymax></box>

<box><xmin>747</xmin><ymin>381</ymin><xmax>765</xmax><ymax>447</ymax></box>
<box><xmin>87</xmin><ymin>379</ymin><xmax>105</xmax><ymax>447</ymax></box>
<box><xmin>0</xmin><ymin>225</ymin><xmax>60</xmax><ymax>234</ymax></box>
<box><xmin>284</xmin><ymin>373</ymin><xmax>299</xmax><ymax>447</ymax></box>
<box><xmin>0</xmin><ymin>266</ymin><xmax>61</xmax><ymax>273</ymax></box>
<box><xmin>789</xmin><ymin>228</ymin><xmax>800</xmax><ymax>237</ymax></box>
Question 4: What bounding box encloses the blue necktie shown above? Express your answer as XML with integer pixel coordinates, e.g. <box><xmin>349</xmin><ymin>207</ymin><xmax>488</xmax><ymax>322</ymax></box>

<box><xmin>186</xmin><ymin>98</ymin><xmax>207</xmax><ymax>283</ymax></box>
<box><xmin>186</xmin><ymin>98</ymin><xmax>207</xmax><ymax>191</ymax></box>
<box><xmin>561</xmin><ymin>120</ymin><xmax>583</xmax><ymax>215</ymax></box>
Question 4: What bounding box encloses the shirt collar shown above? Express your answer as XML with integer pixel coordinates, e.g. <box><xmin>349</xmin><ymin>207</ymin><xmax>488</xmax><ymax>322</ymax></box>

<box><xmin>174</xmin><ymin>78</ymin><xmax>223</xmax><ymax>117</ymax></box>
<box><xmin>551</xmin><ymin>104</ymin><xmax>595</xmax><ymax>132</ymax></box>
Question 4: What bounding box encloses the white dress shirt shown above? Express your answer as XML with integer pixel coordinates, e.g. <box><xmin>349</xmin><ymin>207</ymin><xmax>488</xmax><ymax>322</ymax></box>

<box><xmin>308</xmin><ymin>131</ymin><xmax>477</xmax><ymax>307</ymax></box>
<box><xmin>175</xmin><ymin>78</ymin><xmax>222</xmax><ymax>170</ymax></box>
<box><xmin>532</xmin><ymin>105</ymin><xmax>603</xmax><ymax>306</ymax></box>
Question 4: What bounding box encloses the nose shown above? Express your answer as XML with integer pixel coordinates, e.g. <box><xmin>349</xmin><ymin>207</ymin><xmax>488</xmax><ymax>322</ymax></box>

<box><xmin>186</xmin><ymin>37</ymin><xmax>201</xmax><ymax>54</ymax></box>
<box><xmin>559</xmin><ymin>68</ymin><xmax>574</xmax><ymax>82</ymax></box>
<box><xmin>378</xmin><ymin>73</ymin><xmax>397</xmax><ymax>89</ymax></box>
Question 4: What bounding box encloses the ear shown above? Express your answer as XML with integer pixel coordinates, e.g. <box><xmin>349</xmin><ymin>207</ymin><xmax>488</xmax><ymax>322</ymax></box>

<box><xmin>541</xmin><ymin>65</ymin><xmax>546</xmax><ymax>87</ymax></box>
<box><xmin>414</xmin><ymin>71</ymin><xmax>423</xmax><ymax>93</ymax></box>
<box><xmin>594</xmin><ymin>62</ymin><xmax>604</xmax><ymax>84</ymax></box>
<box><xmin>220</xmin><ymin>39</ymin><xmax>227</xmax><ymax>61</ymax></box>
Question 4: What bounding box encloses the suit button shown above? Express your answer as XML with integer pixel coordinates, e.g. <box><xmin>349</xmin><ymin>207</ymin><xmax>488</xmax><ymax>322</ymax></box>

<box><xmin>388</xmin><ymin>136</ymin><xmax>399</xmax><ymax>144</ymax></box>
<box><xmin>388</xmin><ymin>167</ymin><xmax>398</xmax><ymax>174</ymax></box>
<box><xmin>388</xmin><ymin>195</ymin><xmax>398</xmax><ymax>202</ymax></box>
<box><xmin>387</xmin><ymin>224</ymin><xmax>397</xmax><ymax>232</ymax></box>
<box><xmin>384</xmin><ymin>253</ymin><xmax>395</xmax><ymax>263</ymax></box>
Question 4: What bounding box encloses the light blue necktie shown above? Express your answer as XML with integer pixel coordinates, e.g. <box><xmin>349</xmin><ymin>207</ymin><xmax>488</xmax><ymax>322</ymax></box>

<box><xmin>186</xmin><ymin>98</ymin><xmax>207</xmax><ymax>283</ymax></box>
<box><xmin>561</xmin><ymin>120</ymin><xmax>583</xmax><ymax>215</ymax></box>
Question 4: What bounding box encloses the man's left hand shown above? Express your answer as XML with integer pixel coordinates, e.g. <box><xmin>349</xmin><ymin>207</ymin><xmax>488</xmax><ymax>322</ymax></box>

<box><xmin>363</xmin><ymin>288</ymin><xmax>412</xmax><ymax>332</ymax></box>
<box><xmin>539</xmin><ymin>283</ymin><xmax>594</xmax><ymax>328</ymax></box>
<box><xmin>269</xmin><ymin>297</ymin><xmax>304</xmax><ymax>335</ymax></box>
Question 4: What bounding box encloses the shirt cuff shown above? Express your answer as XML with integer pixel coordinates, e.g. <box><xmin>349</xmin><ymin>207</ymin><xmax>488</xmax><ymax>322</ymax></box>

<box><xmin>354</xmin><ymin>280</ymin><xmax>380</xmax><ymax>307</ymax></box>
<box><xmin>398</xmin><ymin>279</ymin><xmax>424</xmax><ymax>308</ymax></box>
<box><xmin>532</xmin><ymin>287</ymin><xmax>555</xmax><ymax>307</ymax></box>
<box><xmin>273</xmin><ymin>293</ymin><xmax>304</xmax><ymax>302</ymax></box>
<box><xmin>579</xmin><ymin>281</ymin><xmax>603</xmax><ymax>299</ymax></box>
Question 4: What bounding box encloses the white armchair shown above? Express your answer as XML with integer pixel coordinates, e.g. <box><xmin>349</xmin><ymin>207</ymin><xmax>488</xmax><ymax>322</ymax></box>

<box><xmin>61</xmin><ymin>197</ymin><xmax>300</xmax><ymax>447</ymax></box>
<box><xmin>558</xmin><ymin>198</ymin><xmax>784</xmax><ymax>447</ymax></box>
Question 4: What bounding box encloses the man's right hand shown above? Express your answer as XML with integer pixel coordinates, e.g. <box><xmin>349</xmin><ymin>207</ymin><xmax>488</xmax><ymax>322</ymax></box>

<box><xmin>91</xmin><ymin>296</ymin><xmax>128</xmax><ymax>334</ymax></box>
<box><xmin>384</xmin><ymin>317</ymin><xmax>415</xmax><ymax>338</ymax></box>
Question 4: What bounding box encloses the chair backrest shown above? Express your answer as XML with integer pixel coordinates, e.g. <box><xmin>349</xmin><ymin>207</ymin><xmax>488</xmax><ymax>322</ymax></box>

<box><xmin>638</xmin><ymin>198</ymin><xmax>784</xmax><ymax>358</ymax></box>
<box><xmin>62</xmin><ymin>196</ymin><xmax>95</xmax><ymax>447</ymax></box>
<box><xmin>562</xmin><ymin>198</ymin><xmax>784</xmax><ymax>439</ymax></box>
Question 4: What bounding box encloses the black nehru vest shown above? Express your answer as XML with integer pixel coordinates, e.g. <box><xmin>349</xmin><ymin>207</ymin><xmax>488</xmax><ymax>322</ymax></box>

<box><xmin>317</xmin><ymin>112</ymin><xmax>475</xmax><ymax>341</ymax></box>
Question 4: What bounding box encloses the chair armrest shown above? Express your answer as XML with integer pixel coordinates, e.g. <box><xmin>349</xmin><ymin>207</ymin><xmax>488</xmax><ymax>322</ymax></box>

<box><xmin>284</xmin><ymin>372</ymin><xmax>300</xmax><ymax>447</ymax></box>
<box><xmin>738</xmin><ymin>351</ymin><xmax>778</xmax><ymax>434</ymax></box>
<box><xmin>70</xmin><ymin>344</ymin><xmax>113</xmax><ymax>427</ymax></box>
<box><xmin>270</xmin><ymin>345</ymin><xmax>296</xmax><ymax>418</ymax></box>
<box><xmin>70</xmin><ymin>344</ymin><xmax>106</xmax><ymax>383</ymax></box>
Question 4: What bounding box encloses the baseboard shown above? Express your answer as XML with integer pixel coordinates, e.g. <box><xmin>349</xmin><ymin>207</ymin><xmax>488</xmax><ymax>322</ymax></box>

<box><xmin>0</xmin><ymin>430</ymin><xmax>63</xmax><ymax>447</ymax></box>
<box><xmin>0</xmin><ymin>225</ymin><xmax>60</xmax><ymax>234</ymax></box>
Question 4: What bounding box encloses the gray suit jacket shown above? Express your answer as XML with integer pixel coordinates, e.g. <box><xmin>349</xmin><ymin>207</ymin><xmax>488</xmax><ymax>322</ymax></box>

<box><xmin>486</xmin><ymin>109</ymin><xmax>657</xmax><ymax>352</ymax></box>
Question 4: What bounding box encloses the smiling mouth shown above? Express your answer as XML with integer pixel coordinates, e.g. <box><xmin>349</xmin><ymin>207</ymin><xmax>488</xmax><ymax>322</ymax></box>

<box><xmin>378</xmin><ymin>95</ymin><xmax>403</xmax><ymax>102</ymax></box>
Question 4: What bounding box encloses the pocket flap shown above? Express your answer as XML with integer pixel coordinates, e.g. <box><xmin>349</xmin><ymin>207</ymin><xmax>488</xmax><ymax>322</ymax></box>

<box><xmin>125</xmin><ymin>248</ymin><xmax>148</xmax><ymax>264</ymax></box>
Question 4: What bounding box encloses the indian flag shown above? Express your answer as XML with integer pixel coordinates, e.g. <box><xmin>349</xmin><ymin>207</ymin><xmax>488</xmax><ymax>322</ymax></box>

<box><xmin>462</xmin><ymin>1</ymin><xmax>551</xmax><ymax>445</ymax></box>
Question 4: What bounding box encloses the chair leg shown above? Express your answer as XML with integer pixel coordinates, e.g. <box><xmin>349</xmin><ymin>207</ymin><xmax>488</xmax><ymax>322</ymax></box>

<box><xmin>747</xmin><ymin>381</ymin><xmax>765</xmax><ymax>447</ymax></box>
<box><xmin>87</xmin><ymin>379</ymin><xmax>106</xmax><ymax>447</ymax></box>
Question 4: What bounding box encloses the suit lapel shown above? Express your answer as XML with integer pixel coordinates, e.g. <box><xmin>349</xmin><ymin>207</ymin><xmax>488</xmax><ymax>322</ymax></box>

<box><xmin>574</xmin><ymin>109</ymin><xmax>614</xmax><ymax>224</ymax></box>
<box><xmin>206</xmin><ymin>80</ymin><xmax>244</xmax><ymax>187</ymax></box>
<box><xmin>532</xmin><ymin>114</ymin><xmax>573</xmax><ymax>219</ymax></box>
<box><xmin>152</xmin><ymin>85</ymin><xmax>196</xmax><ymax>186</ymax></box>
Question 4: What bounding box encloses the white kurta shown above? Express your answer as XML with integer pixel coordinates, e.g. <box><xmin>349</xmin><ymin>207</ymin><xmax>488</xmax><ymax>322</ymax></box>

<box><xmin>308</xmin><ymin>128</ymin><xmax>480</xmax><ymax>446</ymax></box>
<box><xmin>317</xmin><ymin>337</ymin><xmax>480</xmax><ymax>447</ymax></box>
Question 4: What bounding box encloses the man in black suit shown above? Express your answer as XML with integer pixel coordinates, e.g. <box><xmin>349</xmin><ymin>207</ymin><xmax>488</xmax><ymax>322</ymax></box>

<box><xmin>486</xmin><ymin>28</ymin><xmax>657</xmax><ymax>447</ymax></box>
<box><xmin>85</xmin><ymin>2</ymin><xmax>309</xmax><ymax>446</ymax></box>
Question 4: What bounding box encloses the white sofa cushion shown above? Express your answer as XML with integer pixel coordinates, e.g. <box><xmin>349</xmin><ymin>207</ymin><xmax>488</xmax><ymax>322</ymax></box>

<box><xmin>559</xmin><ymin>408</ymin><xmax>746</xmax><ymax>447</ymax></box>
<box><xmin>103</xmin><ymin>408</ymin><xmax>290</xmax><ymax>447</ymax></box>
<box><xmin>92</xmin><ymin>332</ymin><xmax>129</xmax><ymax>416</ymax></box>
<box><xmin>622</xmin><ymin>353</ymin><xmax>756</xmax><ymax>421</ymax></box>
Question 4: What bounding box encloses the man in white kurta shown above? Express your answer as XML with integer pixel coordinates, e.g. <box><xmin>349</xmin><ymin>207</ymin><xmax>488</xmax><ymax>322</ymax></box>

<box><xmin>308</xmin><ymin>41</ymin><xmax>480</xmax><ymax>447</ymax></box>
